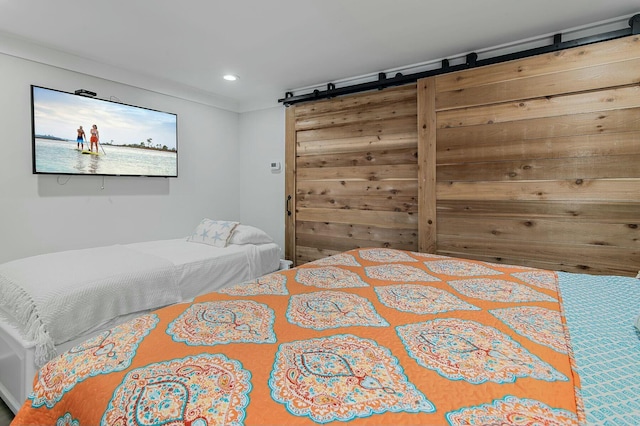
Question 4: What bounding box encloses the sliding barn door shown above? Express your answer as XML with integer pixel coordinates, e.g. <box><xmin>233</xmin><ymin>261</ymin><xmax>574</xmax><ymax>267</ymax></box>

<box><xmin>285</xmin><ymin>85</ymin><xmax>419</xmax><ymax>265</ymax></box>
<box><xmin>285</xmin><ymin>35</ymin><xmax>639</xmax><ymax>276</ymax></box>
<box><xmin>423</xmin><ymin>35</ymin><xmax>640</xmax><ymax>276</ymax></box>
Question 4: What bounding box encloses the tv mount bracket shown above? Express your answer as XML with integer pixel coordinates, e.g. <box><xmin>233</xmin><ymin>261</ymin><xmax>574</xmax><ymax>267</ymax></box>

<box><xmin>74</xmin><ymin>89</ymin><xmax>97</xmax><ymax>97</ymax></box>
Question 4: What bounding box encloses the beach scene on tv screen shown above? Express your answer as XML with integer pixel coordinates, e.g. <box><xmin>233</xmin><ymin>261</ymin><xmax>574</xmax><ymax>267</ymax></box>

<box><xmin>32</xmin><ymin>86</ymin><xmax>178</xmax><ymax>176</ymax></box>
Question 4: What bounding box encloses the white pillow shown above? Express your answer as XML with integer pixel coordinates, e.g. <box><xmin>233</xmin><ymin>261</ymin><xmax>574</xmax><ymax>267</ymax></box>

<box><xmin>229</xmin><ymin>225</ymin><xmax>274</xmax><ymax>245</ymax></box>
<box><xmin>187</xmin><ymin>219</ymin><xmax>239</xmax><ymax>247</ymax></box>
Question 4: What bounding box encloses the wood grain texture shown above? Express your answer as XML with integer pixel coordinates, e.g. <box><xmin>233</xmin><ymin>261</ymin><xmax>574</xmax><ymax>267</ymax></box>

<box><xmin>296</xmin><ymin>208</ymin><xmax>418</xmax><ymax>229</ymax></box>
<box><xmin>294</xmin><ymin>246</ymin><xmax>342</xmax><ymax>264</ymax></box>
<box><xmin>436</xmin><ymin>108</ymin><xmax>640</xmax><ymax>148</ymax></box>
<box><xmin>437</xmin><ymin>58</ymin><xmax>640</xmax><ymax>110</ymax></box>
<box><xmin>436</xmin><ymin>179</ymin><xmax>640</xmax><ymax>202</ymax></box>
<box><xmin>437</xmin><ymin>85</ymin><xmax>640</xmax><ymax>129</ymax></box>
<box><xmin>289</xmin><ymin>86</ymin><xmax>419</xmax><ymax>263</ymax></box>
<box><xmin>296</xmin><ymin>221</ymin><xmax>419</xmax><ymax>245</ymax></box>
<box><xmin>437</xmin><ymin>216</ymin><xmax>639</xmax><ymax>246</ymax></box>
<box><xmin>296</xmin><ymin>133</ymin><xmax>417</xmax><ymax>156</ymax></box>
<box><xmin>286</xmin><ymin>35</ymin><xmax>640</xmax><ymax>276</ymax></box>
<box><xmin>436</xmin><ymin>36</ymin><xmax>640</xmax><ymax>109</ymax></box>
<box><xmin>297</xmin><ymin>164</ymin><xmax>418</xmax><ymax>182</ymax></box>
<box><xmin>436</xmin><ymin>235</ymin><xmax>637</xmax><ymax>277</ymax></box>
<box><xmin>297</xmin><ymin>147</ymin><xmax>417</xmax><ymax>168</ymax></box>
<box><xmin>295</xmin><ymin>96</ymin><xmax>417</xmax><ymax>131</ymax></box>
<box><xmin>417</xmin><ymin>77</ymin><xmax>437</xmax><ymax>253</ymax></box>
<box><xmin>429</xmin><ymin>35</ymin><xmax>640</xmax><ymax>276</ymax></box>
<box><xmin>296</xmin><ymin>179</ymin><xmax>418</xmax><ymax>197</ymax></box>
<box><xmin>294</xmin><ymin>84</ymin><xmax>417</xmax><ymax>118</ymax></box>
<box><xmin>437</xmin><ymin>154</ymin><xmax>640</xmax><ymax>182</ymax></box>
<box><xmin>297</xmin><ymin>194</ymin><xmax>418</xmax><ymax>212</ymax></box>
<box><xmin>437</xmin><ymin>131</ymin><xmax>640</xmax><ymax>163</ymax></box>
<box><xmin>437</xmin><ymin>200</ymin><xmax>640</xmax><ymax>222</ymax></box>
<box><xmin>296</xmin><ymin>116</ymin><xmax>418</xmax><ymax>143</ymax></box>
<box><xmin>436</xmin><ymin>36</ymin><xmax>640</xmax><ymax>92</ymax></box>
<box><xmin>284</xmin><ymin>106</ymin><xmax>297</xmax><ymax>263</ymax></box>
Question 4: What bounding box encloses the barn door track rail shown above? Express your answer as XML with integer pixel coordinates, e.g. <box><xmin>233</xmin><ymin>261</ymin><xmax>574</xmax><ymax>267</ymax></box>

<box><xmin>279</xmin><ymin>14</ymin><xmax>640</xmax><ymax>106</ymax></box>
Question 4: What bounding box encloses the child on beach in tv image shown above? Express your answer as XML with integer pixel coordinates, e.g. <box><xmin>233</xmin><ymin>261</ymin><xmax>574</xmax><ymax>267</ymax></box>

<box><xmin>76</xmin><ymin>125</ymin><xmax>85</xmax><ymax>150</ymax></box>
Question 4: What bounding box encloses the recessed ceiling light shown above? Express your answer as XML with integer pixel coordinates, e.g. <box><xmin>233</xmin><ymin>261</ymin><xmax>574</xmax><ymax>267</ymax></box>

<box><xmin>223</xmin><ymin>74</ymin><xmax>239</xmax><ymax>81</ymax></box>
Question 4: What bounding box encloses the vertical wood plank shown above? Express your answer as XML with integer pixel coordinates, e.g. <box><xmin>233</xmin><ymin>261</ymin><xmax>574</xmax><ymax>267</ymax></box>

<box><xmin>284</xmin><ymin>106</ymin><xmax>296</xmax><ymax>263</ymax></box>
<box><xmin>418</xmin><ymin>77</ymin><xmax>437</xmax><ymax>253</ymax></box>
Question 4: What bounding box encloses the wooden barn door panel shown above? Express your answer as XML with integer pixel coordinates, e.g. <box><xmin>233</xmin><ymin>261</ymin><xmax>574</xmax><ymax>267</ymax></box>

<box><xmin>285</xmin><ymin>85</ymin><xmax>419</xmax><ymax>265</ymax></box>
<box><xmin>425</xmin><ymin>35</ymin><xmax>640</xmax><ymax>276</ymax></box>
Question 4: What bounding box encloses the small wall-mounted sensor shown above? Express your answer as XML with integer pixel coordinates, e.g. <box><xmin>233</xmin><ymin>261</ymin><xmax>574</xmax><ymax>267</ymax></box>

<box><xmin>270</xmin><ymin>161</ymin><xmax>281</xmax><ymax>172</ymax></box>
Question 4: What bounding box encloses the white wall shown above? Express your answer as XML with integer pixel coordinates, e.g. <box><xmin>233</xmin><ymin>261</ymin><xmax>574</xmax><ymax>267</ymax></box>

<box><xmin>238</xmin><ymin>107</ymin><xmax>286</xmax><ymax>256</ymax></box>
<box><xmin>0</xmin><ymin>52</ymin><xmax>242</xmax><ymax>263</ymax></box>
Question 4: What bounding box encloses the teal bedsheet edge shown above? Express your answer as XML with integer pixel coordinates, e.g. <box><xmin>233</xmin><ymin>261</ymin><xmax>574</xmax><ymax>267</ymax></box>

<box><xmin>558</xmin><ymin>272</ymin><xmax>640</xmax><ymax>425</ymax></box>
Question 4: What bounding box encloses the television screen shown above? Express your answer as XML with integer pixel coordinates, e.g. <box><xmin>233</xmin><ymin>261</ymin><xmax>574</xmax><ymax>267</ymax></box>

<box><xmin>31</xmin><ymin>85</ymin><xmax>178</xmax><ymax>177</ymax></box>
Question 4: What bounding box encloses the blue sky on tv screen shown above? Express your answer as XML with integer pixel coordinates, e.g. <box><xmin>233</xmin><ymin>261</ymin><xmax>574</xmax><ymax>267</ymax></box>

<box><xmin>32</xmin><ymin>86</ymin><xmax>177</xmax><ymax>150</ymax></box>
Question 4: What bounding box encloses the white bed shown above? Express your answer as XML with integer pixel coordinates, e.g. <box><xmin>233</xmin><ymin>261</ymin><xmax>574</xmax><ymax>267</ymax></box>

<box><xmin>0</xmin><ymin>222</ymin><xmax>281</xmax><ymax>413</ymax></box>
<box><xmin>126</xmin><ymin>238</ymin><xmax>281</xmax><ymax>301</ymax></box>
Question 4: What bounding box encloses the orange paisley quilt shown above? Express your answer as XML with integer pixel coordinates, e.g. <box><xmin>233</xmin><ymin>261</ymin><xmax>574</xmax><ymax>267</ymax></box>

<box><xmin>12</xmin><ymin>248</ymin><xmax>584</xmax><ymax>425</ymax></box>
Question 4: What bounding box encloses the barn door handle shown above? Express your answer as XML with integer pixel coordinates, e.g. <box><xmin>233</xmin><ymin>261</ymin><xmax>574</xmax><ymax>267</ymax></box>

<box><xmin>286</xmin><ymin>195</ymin><xmax>292</xmax><ymax>216</ymax></box>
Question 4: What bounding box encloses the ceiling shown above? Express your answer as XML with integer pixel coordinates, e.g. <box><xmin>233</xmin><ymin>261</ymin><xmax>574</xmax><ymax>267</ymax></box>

<box><xmin>0</xmin><ymin>1</ymin><xmax>638</xmax><ymax>112</ymax></box>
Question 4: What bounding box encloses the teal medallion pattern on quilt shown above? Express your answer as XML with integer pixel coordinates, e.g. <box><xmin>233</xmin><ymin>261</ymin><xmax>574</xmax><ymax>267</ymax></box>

<box><xmin>423</xmin><ymin>259</ymin><xmax>503</xmax><ymax>277</ymax></box>
<box><xmin>269</xmin><ymin>334</ymin><xmax>435</xmax><ymax>423</ymax></box>
<box><xmin>102</xmin><ymin>354</ymin><xmax>251</xmax><ymax>426</ymax></box>
<box><xmin>446</xmin><ymin>395</ymin><xmax>579</xmax><ymax>426</ymax></box>
<box><xmin>167</xmin><ymin>300</ymin><xmax>276</xmax><ymax>345</ymax></box>
<box><xmin>375</xmin><ymin>284</ymin><xmax>479</xmax><ymax>314</ymax></box>
<box><xmin>56</xmin><ymin>412</ymin><xmax>79</xmax><ymax>426</ymax></box>
<box><xmin>217</xmin><ymin>272</ymin><xmax>288</xmax><ymax>296</ymax></box>
<box><xmin>397</xmin><ymin>318</ymin><xmax>567</xmax><ymax>384</ymax></box>
<box><xmin>447</xmin><ymin>278</ymin><xmax>557</xmax><ymax>302</ymax></box>
<box><xmin>30</xmin><ymin>314</ymin><xmax>158</xmax><ymax>408</ymax></box>
<box><xmin>307</xmin><ymin>252</ymin><xmax>361</xmax><ymax>267</ymax></box>
<box><xmin>358</xmin><ymin>248</ymin><xmax>418</xmax><ymax>263</ymax></box>
<box><xmin>365</xmin><ymin>264</ymin><xmax>441</xmax><ymax>282</ymax></box>
<box><xmin>295</xmin><ymin>266</ymin><xmax>369</xmax><ymax>288</ymax></box>
<box><xmin>490</xmin><ymin>306</ymin><xmax>568</xmax><ymax>353</ymax></box>
<box><xmin>286</xmin><ymin>290</ymin><xmax>389</xmax><ymax>329</ymax></box>
<box><xmin>512</xmin><ymin>270</ymin><xmax>558</xmax><ymax>291</ymax></box>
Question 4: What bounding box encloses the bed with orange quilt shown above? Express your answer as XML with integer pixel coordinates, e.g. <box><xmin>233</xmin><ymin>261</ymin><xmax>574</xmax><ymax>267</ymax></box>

<box><xmin>13</xmin><ymin>247</ymin><xmax>628</xmax><ymax>425</ymax></box>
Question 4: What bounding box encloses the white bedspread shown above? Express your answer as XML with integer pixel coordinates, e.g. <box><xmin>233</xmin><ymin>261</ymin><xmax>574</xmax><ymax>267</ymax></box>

<box><xmin>0</xmin><ymin>245</ymin><xmax>181</xmax><ymax>367</ymax></box>
<box><xmin>125</xmin><ymin>239</ymin><xmax>281</xmax><ymax>299</ymax></box>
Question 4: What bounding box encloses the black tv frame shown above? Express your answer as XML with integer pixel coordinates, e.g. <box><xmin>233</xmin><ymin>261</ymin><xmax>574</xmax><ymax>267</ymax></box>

<box><xmin>31</xmin><ymin>85</ymin><xmax>178</xmax><ymax>178</ymax></box>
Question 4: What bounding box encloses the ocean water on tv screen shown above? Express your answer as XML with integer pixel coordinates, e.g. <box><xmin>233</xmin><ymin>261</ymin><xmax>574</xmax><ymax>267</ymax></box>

<box><xmin>34</xmin><ymin>138</ymin><xmax>177</xmax><ymax>176</ymax></box>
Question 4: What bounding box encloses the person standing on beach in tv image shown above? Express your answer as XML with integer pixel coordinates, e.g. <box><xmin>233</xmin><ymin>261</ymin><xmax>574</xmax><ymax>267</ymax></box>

<box><xmin>76</xmin><ymin>125</ymin><xmax>85</xmax><ymax>150</ymax></box>
<box><xmin>90</xmin><ymin>124</ymin><xmax>99</xmax><ymax>153</ymax></box>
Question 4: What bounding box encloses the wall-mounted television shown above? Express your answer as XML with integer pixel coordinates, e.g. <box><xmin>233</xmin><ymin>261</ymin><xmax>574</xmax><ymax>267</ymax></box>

<box><xmin>31</xmin><ymin>85</ymin><xmax>178</xmax><ymax>177</ymax></box>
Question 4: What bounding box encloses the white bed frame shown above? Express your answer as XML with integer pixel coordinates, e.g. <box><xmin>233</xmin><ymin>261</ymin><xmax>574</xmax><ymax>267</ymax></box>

<box><xmin>0</xmin><ymin>321</ymin><xmax>31</xmax><ymax>413</ymax></box>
